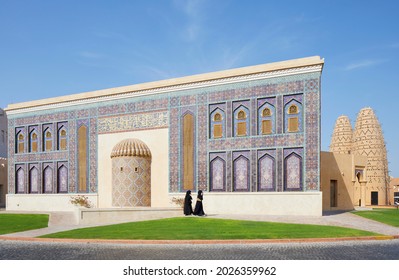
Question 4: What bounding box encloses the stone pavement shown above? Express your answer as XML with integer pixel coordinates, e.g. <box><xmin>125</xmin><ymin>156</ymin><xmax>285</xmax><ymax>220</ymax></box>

<box><xmin>1</xmin><ymin>210</ymin><xmax>399</xmax><ymax>240</ymax></box>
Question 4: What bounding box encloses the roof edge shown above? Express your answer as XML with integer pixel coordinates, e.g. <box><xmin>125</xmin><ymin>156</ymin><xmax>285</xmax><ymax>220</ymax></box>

<box><xmin>5</xmin><ymin>56</ymin><xmax>324</xmax><ymax>112</ymax></box>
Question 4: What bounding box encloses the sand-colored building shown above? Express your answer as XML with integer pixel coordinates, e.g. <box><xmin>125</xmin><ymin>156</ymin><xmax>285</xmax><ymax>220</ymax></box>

<box><xmin>320</xmin><ymin>152</ymin><xmax>367</xmax><ymax>211</ymax></box>
<box><xmin>389</xmin><ymin>177</ymin><xmax>399</xmax><ymax>205</ymax></box>
<box><xmin>4</xmin><ymin>56</ymin><xmax>324</xmax><ymax>221</ymax></box>
<box><xmin>322</xmin><ymin>107</ymin><xmax>390</xmax><ymax>210</ymax></box>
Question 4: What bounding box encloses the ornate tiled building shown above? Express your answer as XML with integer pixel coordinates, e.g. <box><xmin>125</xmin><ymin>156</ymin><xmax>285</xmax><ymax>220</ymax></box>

<box><xmin>5</xmin><ymin>56</ymin><xmax>324</xmax><ymax>216</ymax></box>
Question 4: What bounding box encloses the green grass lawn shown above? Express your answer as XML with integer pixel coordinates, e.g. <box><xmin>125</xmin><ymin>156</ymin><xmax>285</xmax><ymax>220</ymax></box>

<box><xmin>0</xmin><ymin>214</ymin><xmax>49</xmax><ymax>235</ymax></box>
<box><xmin>40</xmin><ymin>217</ymin><xmax>380</xmax><ymax>240</ymax></box>
<box><xmin>353</xmin><ymin>209</ymin><xmax>399</xmax><ymax>227</ymax></box>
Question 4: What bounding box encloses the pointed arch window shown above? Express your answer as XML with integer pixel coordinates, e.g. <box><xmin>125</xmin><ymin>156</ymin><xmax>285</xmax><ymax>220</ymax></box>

<box><xmin>258</xmin><ymin>102</ymin><xmax>275</xmax><ymax>135</ymax></box>
<box><xmin>284</xmin><ymin>99</ymin><xmax>302</xmax><ymax>133</ymax></box>
<box><xmin>58</xmin><ymin>164</ymin><xmax>68</xmax><ymax>193</ymax></box>
<box><xmin>210</xmin><ymin>156</ymin><xmax>226</xmax><ymax>191</ymax></box>
<box><xmin>234</xmin><ymin>106</ymin><xmax>249</xmax><ymax>137</ymax></box>
<box><xmin>284</xmin><ymin>152</ymin><xmax>303</xmax><ymax>191</ymax></box>
<box><xmin>16</xmin><ymin>132</ymin><xmax>25</xmax><ymax>154</ymax></box>
<box><xmin>258</xmin><ymin>153</ymin><xmax>275</xmax><ymax>191</ymax></box>
<box><xmin>44</xmin><ymin>129</ymin><xmax>53</xmax><ymax>151</ymax></box>
<box><xmin>233</xmin><ymin>155</ymin><xmax>250</xmax><ymax>191</ymax></box>
<box><xmin>29</xmin><ymin>131</ymin><xmax>38</xmax><ymax>153</ymax></box>
<box><xmin>210</xmin><ymin>108</ymin><xmax>225</xmax><ymax>139</ymax></box>
<box><xmin>16</xmin><ymin>166</ymin><xmax>25</xmax><ymax>194</ymax></box>
<box><xmin>29</xmin><ymin>167</ymin><xmax>39</xmax><ymax>193</ymax></box>
<box><xmin>58</xmin><ymin>127</ymin><xmax>67</xmax><ymax>150</ymax></box>
<box><xmin>43</xmin><ymin>166</ymin><xmax>53</xmax><ymax>193</ymax></box>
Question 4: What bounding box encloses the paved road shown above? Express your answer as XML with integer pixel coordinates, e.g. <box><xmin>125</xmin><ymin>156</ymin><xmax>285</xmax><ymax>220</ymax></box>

<box><xmin>1</xmin><ymin>239</ymin><xmax>399</xmax><ymax>260</ymax></box>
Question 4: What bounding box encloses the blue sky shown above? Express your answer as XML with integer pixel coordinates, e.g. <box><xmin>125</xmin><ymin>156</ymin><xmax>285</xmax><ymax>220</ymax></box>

<box><xmin>0</xmin><ymin>0</ymin><xmax>398</xmax><ymax>177</ymax></box>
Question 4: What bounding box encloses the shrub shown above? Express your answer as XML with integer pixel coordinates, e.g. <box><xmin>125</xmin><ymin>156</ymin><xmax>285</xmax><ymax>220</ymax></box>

<box><xmin>70</xmin><ymin>195</ymin><xmax>92</xmax><ymax>208</ymax></box>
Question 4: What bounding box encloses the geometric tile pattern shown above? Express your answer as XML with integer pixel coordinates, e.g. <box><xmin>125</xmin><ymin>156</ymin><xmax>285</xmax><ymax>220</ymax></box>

<box><xmin>112</xmin><ymin>156</ymin><xmax>151</xmax><ymax>207</ymax></box>
<box><xmin>8</xmin><ymin>67</ymin><xmax>321</xmax><ymax>196</ymax></box>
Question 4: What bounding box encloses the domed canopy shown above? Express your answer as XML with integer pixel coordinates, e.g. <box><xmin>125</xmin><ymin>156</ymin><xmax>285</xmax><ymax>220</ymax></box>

<box><xmin>111</xmin><ymin>138</ymin><xmax>152</xmax><ymax>158</ymax></box>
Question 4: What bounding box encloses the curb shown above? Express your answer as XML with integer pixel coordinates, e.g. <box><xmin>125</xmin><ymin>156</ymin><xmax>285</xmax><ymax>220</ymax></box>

<box><xmin>1</xmin><ymin>235</ymin><xmax>398</xmax><ymax>245</ymax></box>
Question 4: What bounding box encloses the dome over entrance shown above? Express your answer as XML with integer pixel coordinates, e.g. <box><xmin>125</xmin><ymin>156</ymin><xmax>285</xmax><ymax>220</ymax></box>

<box><xmin>111</xmin><ymin>138</ymin><xmax>152</xmax><ymax>158</ymax></box>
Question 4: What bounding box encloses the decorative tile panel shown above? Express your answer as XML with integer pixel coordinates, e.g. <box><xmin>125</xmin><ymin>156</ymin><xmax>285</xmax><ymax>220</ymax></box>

<box><xmin>98</xmin><ymin>111</ymin><xmax>168</xmax><ymax>134</ymax></box>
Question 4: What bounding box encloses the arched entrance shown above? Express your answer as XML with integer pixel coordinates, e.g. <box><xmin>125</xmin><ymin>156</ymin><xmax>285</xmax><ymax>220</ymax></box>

<box><xmin>110</xmin><ymin>138</ymin><xmax>152</xmax><ymax>207</ymax></box>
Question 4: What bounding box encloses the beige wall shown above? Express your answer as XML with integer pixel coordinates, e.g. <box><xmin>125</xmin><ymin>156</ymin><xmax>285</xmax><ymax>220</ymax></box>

<box><xmin>320</xmin><ymin>151</ymin><xmax>367</xmax><ymax>210</ymax></box>
<box><xmin>170</xmin><ymin>192</ymin><xmax>323</xmax><ymax>216</ymax></box>
<box><xmin>389</xmin><ymin>177</ymin><xmax>399</xmax><ymax>205</ymax></box>
<box><xmin>98</xmin><ymin>128</ymin><xmax>169</xmax><ymax>208</ymax></box>
<box><xmin>6</xmin><ymin>193</ymin><xmax>98</xmax><ymax>211</ymax></box>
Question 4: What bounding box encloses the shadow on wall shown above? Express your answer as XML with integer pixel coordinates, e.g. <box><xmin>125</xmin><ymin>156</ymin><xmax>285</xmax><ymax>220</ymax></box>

<box><xmin>320</xmin><ymin>152</ymin><xmax>354</xmax><ymax>211</ymax></box>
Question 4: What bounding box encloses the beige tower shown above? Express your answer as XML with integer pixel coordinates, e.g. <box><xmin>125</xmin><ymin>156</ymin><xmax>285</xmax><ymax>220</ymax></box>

<box><xmin>353</xmin><ymin>107</ymin><xmax>389</xmax><ymax>205</ymax></box>
<box><xmin>330</xmin><ymin>115</ymin><xmax>353</xmax><ymax>154</ymax></box>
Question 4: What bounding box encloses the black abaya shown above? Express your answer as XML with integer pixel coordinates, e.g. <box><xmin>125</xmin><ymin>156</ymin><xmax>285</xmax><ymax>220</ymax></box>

<box><xmin>183</xmin><ymin>190</ymin><xmax>193</xmax><ymax>215</ymax></box>
<box><xmin>193</xmin><ymin>190</ymin><xmax>205</xmax><ymax>216</ymax></box>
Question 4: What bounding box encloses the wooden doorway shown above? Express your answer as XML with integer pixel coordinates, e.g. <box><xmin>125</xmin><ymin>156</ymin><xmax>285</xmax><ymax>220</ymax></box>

<box><xmin>371</xmin><ymin>191</ymin><xmax>379</xmax><ymax>205</ymax></box>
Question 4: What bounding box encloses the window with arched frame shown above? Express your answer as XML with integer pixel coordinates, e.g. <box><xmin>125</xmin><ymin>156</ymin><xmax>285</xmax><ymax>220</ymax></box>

<box><xmin>29</xmin><ymin>166</ymin><xmax>39</xmax><ymax>193</ymax></box>
<box><xmin>16</xmin><ymin>166</ymin><xmax>25</xmax><ymax>194</ymax></box>
<box><xmin>210</xmin><ymin>156</ymin><xmax>226</xmax><ymax>191</ymax></box>
<box><xmin>43</xmin><ymin>165</ymin><xmax>53</xmax><ymax>193</ymax></box>
<box><xmin>284</xmin><ymin>99</ymin><xmax>302</xmax><ymax>133</ymax></box>
<box><xmin>284</xmin><ymin>152</ymin><xmax>303</xmax><ymax>191</ymax></box>
<box><xmin>58</xmin><ymin>164</ymin><xmax>68</xmax><ymax>193</ymax></box>
<box><xmin>258</xmin><ymin>102</ymin><xmax>275</xmax><ymax>135</ymax></box>
<box><xmin>234</xmin><ymin>106</ymin><xmax>249</xmax><ymax>137</ymax></box>
<box><xmin>210</xmin><ymin>108</ymin><xmax>225</xmax><ymax>139</ymax></box>
<box><xmin>16</xmin><ymin>132</ymin><xmax>25</xmax><ymax>154</ymax></box>
<box><xmin>233</xmin><ymin>155</ymin><xmax>250</xmax><ymax>191</ymax></box>
<box><xmin>29</xmin><ymin>130</ymin><xmax>38</xmax><ymax>153</ymax></box>
<box><xmin>58</xmin><ymin>127</ymin><xmax>67</xmax><ymax>150</ymax></box>
<box><xmin>258</xmin><ymin>153</ymin><xmax>275</xmax><ymax>191</ymax></box>
<box><xmin>43</xmin><ymin>128</ymin><xmax>53</xmax><ymax>151</ymax></box>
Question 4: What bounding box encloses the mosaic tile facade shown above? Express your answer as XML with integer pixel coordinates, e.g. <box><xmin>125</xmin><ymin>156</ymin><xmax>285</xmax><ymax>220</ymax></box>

<box><xmin>8</xmin><ymin>65</ymin><xmax>321</xmax><ymax>196</ymax></box>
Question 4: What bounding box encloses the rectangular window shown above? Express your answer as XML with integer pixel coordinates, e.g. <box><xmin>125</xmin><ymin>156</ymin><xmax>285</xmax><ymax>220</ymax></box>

<box><xmin>288</xmin><ymin>117</ymin><xmax>299</xmax><ymax>132</ymax></box>
<box><xmin>262</xmin><ymin>120</ymin><xmax>272</xmax><ymax>134</ymax></box>
<box><xmin>60</xmin><ymin>138</ymin><xmax>67</xmax><ymax>150</ymax></box>
<box><xmin>18</xmin><ymin>142</ymin><xmax>24</xmax><ymax>154</ymax></box>
<box><xmin>330</xmin><ymin>180</ymin><xmax>337</xmax><ymax>207</ymax></box>
<box><xmin>1</xmin><ymin>130</ymin><xmax>4</xmax><ymax>143</ymax></box>
<box><xmin>237</xmin><ymin>122</ymin><xmax>247</xmax><ymax>136</ymax></box>
<box><xmin>213</xmin><ymin>124</ymin><xmax>222</xmax><ymax>138</ymax></box>
<box><xmin>31</xmin><ymin>141</ymin><xmax>38</xmax><ymax>153</ymax></box>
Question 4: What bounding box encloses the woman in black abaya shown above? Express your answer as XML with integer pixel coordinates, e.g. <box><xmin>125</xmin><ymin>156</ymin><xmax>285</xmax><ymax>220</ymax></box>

<box><xmin>193</xmin><ymin>190</ymin><xmax>206</xmax><ymax>216</ymax></box>
<box><xmin>183</xmin><ymin>190</ymin><xmax>193</xmax><ymax>216</ymax></box>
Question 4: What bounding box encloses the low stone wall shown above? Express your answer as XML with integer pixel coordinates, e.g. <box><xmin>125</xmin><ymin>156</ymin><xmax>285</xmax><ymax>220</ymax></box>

<box><xmin>77</xmin><ymin>207</ymin><xmax>182</xmax><ymax>225</ymax></box>
<box><xmin>6</xmin><ymin>194</ymin><xmax>99</xmax><ymax>212</ymax></box>
<box><xmin>172</xmin><ymin>191</ymin><xmax>323</xmax><ymax>216</ymax></box>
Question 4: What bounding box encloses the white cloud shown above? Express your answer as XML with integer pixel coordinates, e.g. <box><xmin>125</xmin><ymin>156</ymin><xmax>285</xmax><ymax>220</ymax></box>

<box><xmin>173</xmin><ymin>0</ymin><xmax>206</xmax><ymax>42</ymax></box>
<box><xmin>344</xmin><ymin>59</ymin><xmax>385</xmax><ymax>71</ymax></box>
